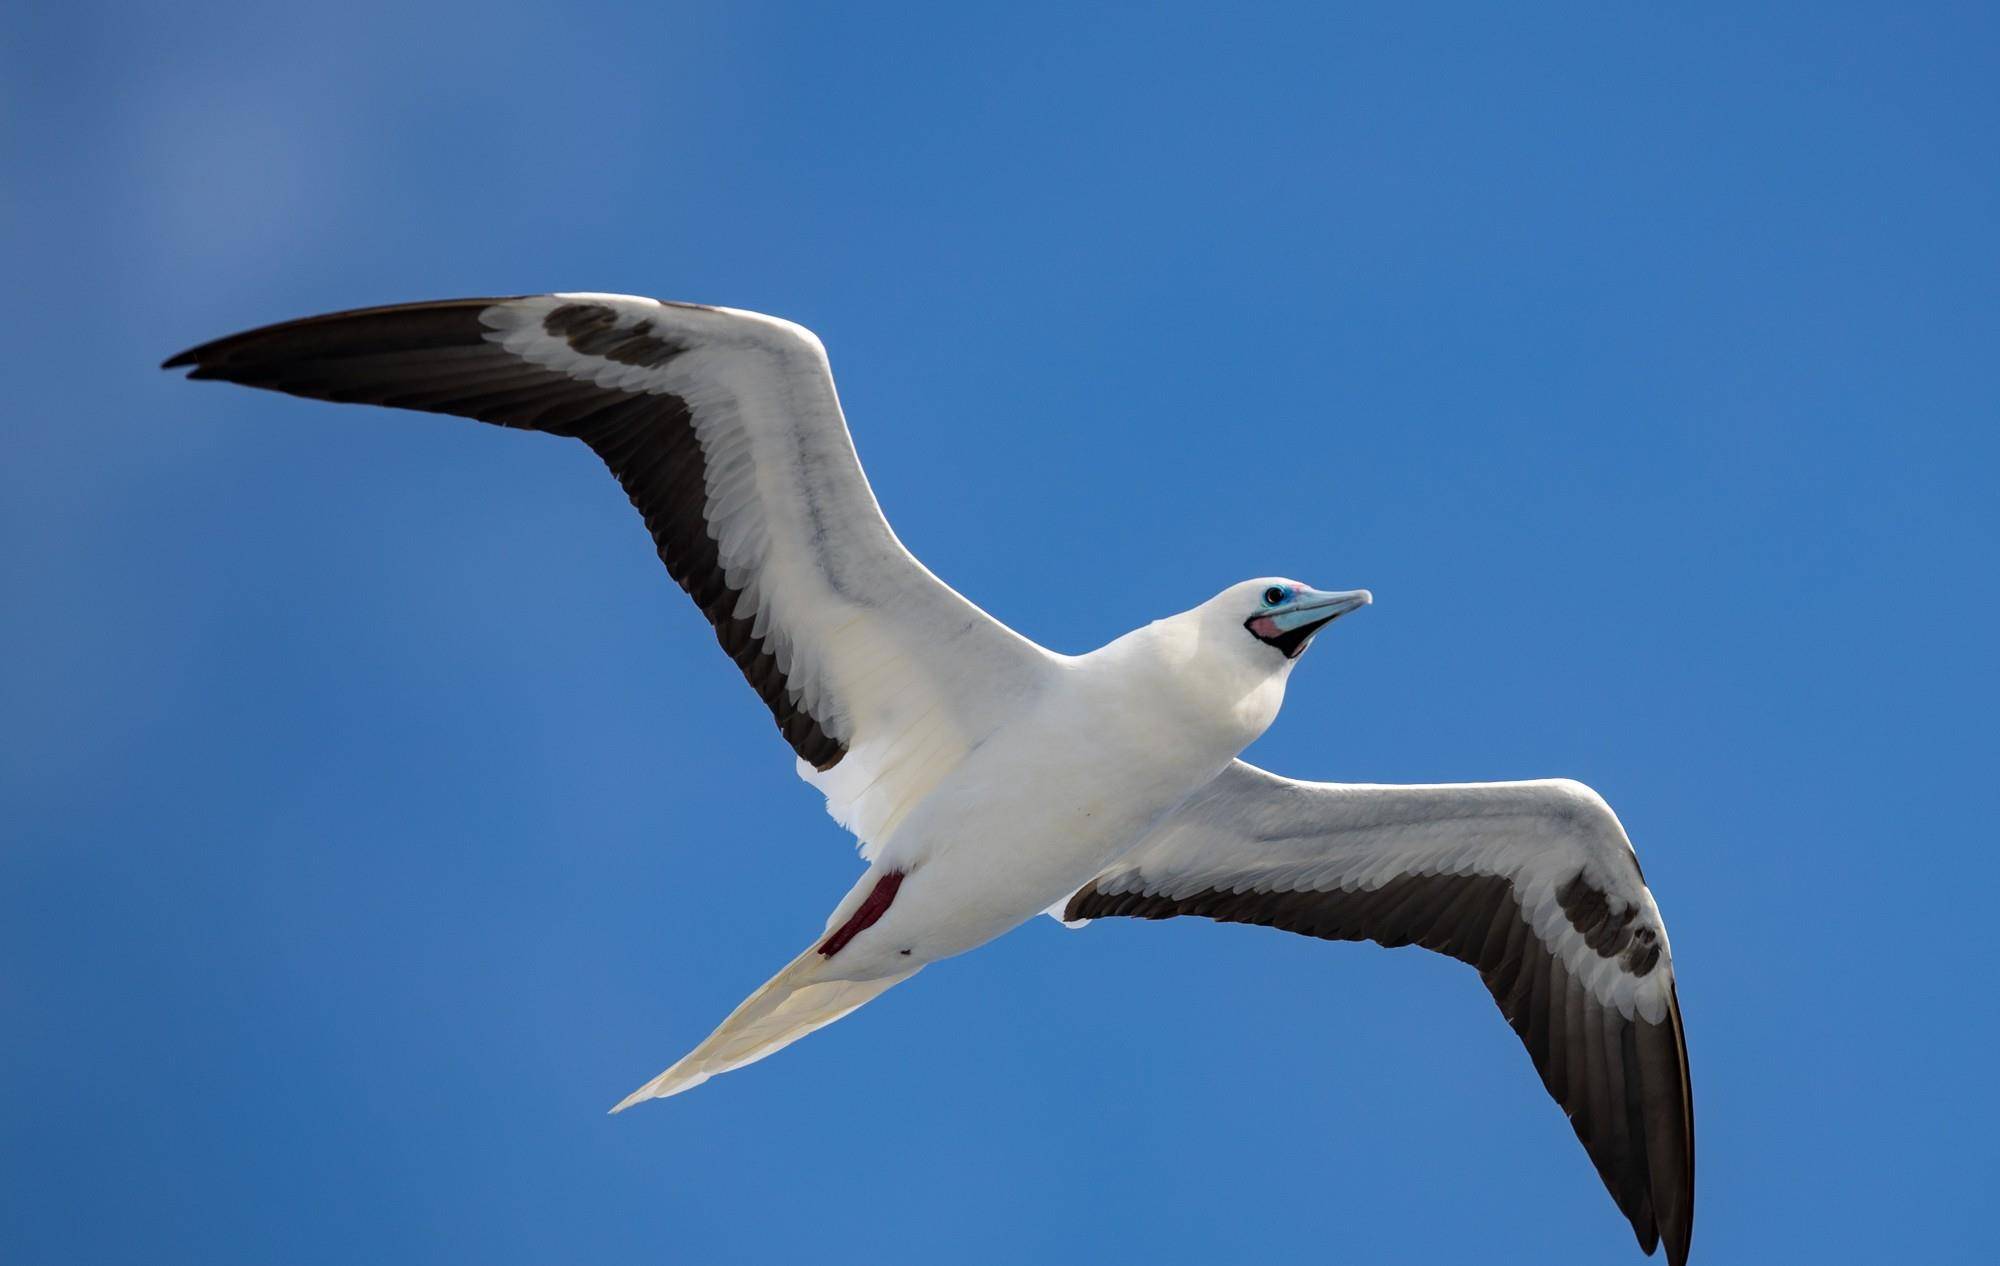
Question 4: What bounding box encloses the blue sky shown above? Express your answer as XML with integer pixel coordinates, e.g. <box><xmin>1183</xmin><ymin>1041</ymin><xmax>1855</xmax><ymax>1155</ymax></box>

<box><xmin>5</xmin><ymin>3</ymin><xmax>1996</xmax><ymax>1263</ymax></box>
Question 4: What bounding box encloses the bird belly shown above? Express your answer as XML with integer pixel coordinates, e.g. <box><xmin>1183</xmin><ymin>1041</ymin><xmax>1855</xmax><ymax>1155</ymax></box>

<box><xmin>817</xmin><ymin>708</ymin><xmax>1232</xmax><ymax>979</ymax></box>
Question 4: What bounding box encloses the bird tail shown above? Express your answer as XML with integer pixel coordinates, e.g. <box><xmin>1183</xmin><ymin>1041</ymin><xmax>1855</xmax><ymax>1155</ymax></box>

<box><xmin>610</xmin><ymin>948</ymin><xmax>920</xmax><ymax>1112</ymax></box>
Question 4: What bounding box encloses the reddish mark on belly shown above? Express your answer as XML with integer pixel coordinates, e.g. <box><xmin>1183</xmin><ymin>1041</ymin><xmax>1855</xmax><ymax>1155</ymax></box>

<box><xmin>817</xmin><ymin>870</ymin><xmax>905</xmax><ymax>958</ymax></box>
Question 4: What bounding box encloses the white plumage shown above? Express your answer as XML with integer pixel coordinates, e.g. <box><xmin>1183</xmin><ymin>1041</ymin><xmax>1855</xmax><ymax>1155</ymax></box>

<box><xmin>166</xmin><ymin>292</ymin><xmax>1693</xmax><ymax>1265</ymax></box>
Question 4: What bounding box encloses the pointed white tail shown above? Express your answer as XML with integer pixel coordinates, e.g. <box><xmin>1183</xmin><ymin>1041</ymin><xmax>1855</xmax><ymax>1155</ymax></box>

<box><xmin>611</xmin><ymin>949</ymin><xmax>921</xmax><ymax>1112</ymax></box>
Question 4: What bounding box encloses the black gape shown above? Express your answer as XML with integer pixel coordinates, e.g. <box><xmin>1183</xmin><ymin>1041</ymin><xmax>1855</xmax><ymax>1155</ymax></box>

<box><xmin>1245</xmin><ymin>612</ymin><xmax>1340</xmax><ymax>658</ymax></box>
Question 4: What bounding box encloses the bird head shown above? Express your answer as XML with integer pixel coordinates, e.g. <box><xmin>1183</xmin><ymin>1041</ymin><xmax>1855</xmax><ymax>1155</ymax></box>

<box><xmin>1151</xmin><ymin>578</ymin><xmax>1373</xmax><ymax>741</ymax></box>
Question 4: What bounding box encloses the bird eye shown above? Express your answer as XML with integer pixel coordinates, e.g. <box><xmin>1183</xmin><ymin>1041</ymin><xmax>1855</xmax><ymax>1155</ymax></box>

<box><xmin>1263</xmin><ymin>586</ymin><xmax>1288</xmax><ymax>606</ymax></box>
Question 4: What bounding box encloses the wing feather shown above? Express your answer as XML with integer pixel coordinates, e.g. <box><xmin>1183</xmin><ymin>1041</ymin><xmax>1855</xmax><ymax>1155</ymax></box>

<box><xmin>166</xmin><ymin>294</ymin><xmax>1052</xmax><ymax>853</ymax></box>
<box><xmin>1068</xmin><ymin>761</ymin><xmax>1693</xmax><ymax>1266</ymax></box>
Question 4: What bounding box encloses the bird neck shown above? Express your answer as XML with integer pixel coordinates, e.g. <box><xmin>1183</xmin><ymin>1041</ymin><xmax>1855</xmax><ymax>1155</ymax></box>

<box><xmin>1090</xmin><ymin>616</ymin><xmax>1291</xmax><ymax>757</ymax></box>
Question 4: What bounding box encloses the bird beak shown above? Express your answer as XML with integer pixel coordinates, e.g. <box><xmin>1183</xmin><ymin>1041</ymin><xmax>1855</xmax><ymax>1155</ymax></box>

<box><xmin>1267</xmin><ymin>587</ymin><xmax>1372</xmax><ymax>633</ymax></box>
<box><xmin>1247</xmin><ymin>587</ymin><xmax>1373</xmax><ymax>658</ymax></box>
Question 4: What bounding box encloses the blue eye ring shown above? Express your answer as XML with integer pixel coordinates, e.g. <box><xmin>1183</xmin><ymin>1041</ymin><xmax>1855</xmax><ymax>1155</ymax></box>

<box><xmin>1263</xmin><ymin>585</ymin><xmax>1289</xmax><ymax>606</ymax></box>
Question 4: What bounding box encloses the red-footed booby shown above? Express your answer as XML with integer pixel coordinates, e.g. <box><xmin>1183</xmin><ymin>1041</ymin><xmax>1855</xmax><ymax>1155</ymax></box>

<box><xmin>166</xmin><ymin>293</ymin><xmax>1692</xmax><ymax>1265</ymax></box>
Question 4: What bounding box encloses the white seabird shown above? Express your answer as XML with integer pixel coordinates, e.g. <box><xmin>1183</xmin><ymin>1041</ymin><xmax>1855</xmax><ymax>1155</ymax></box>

<box><xmin>166</xmin><ymin>293</ymin><xmax>1693</xmax><ymax>1265</ymax></box>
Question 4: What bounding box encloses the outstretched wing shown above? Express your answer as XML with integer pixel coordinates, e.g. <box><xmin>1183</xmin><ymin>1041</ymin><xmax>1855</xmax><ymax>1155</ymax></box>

<box><xmin>1068</xmin><ymin>761</ymin><xmax>1693</xmax><ymax>1266</ymax></box>
<box><xmin>165</xmin><ymin>294</ymin><xmax>1052</xmax><ymax>852</ymax></box>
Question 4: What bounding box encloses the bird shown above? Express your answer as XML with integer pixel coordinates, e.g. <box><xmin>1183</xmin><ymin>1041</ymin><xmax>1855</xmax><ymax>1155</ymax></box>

<box><xmin>165</xmin><ymin>292</ymin><xmax>1693</xmax><ymax>1265</ymax></box>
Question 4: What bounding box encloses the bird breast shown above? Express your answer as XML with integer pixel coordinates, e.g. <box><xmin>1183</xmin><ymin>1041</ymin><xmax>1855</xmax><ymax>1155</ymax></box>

<box><xmin>917</xmin><ymin>657</ymin><xmax>1264</xmax><ymax>864</ymax></box>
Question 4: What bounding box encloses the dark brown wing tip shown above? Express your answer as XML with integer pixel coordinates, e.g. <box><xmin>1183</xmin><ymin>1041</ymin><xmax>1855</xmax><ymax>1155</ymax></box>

<box><xmin>159</xmin><ymin>296</ymin><xmax>533</xmax><ymax>379</ymax></box>
<box><xmin>1621</xmin><ymin>983</ymin><xmax>1694</xmax><ymax>1266</ymax></box>
<box><xmin>1661</xmin><ymin>983</ymin><xmax>1695</xmax><ymax>1266</ymax></box>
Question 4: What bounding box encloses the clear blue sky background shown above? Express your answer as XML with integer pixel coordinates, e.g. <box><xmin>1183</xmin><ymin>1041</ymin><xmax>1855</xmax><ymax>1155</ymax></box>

<box><xmin>5</xmin><ymin>4</ymin><xmax>1995</xmax><ymax>1263</ymax></box>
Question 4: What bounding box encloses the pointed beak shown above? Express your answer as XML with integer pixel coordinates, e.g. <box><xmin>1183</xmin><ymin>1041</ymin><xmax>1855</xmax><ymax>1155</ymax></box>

<box><xmin>1266</xmin><ymin>586</ymin><xmax>1372</xmax><ymax>633</ymax></box>
<box><xmin>1246</xmin><ymin>586</ymin><xmax>1372</xmax><ymax>659</ymax></box>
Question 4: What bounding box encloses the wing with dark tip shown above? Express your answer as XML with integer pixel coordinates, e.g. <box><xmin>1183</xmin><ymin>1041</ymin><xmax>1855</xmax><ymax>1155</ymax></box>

<box><xmin>166</xmin><ymin>294</ymin><xmax>1052</xmax><ymax>854</ymax></box>
<box><xmin>1067</xmin><ymin>762</ymin><xmax>1693</xmax><ymax>1265</ymax></box>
